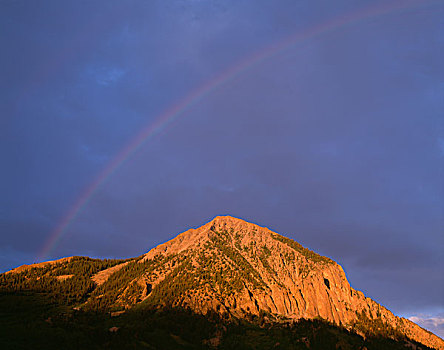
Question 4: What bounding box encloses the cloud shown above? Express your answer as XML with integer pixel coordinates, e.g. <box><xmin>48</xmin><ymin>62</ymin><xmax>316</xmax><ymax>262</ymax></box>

<box><xmin>79</xmin><ymin>143</ymin><xmax>111</xmax><ymax>164</ymax></box>
<box><xmin>408</xmin><ymin>313</ymin><xmax>444</xmax><ymax>338</ymax></box>
<box><xmin>85</xmin><ymin>65</ymin><xmax>126</xmax><ymax>86</ymax></box>
<box><xmin>96</xmin><ymin>67</ymin><xmax>126</xmax><ymax>86</ymax></box>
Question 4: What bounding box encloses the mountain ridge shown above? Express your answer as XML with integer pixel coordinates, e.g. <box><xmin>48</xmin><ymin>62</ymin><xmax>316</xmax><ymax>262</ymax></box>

<box><xmin>2</xmin><ymin>215</ymin><xmax>443</xmax><ymax>349</ymax></box>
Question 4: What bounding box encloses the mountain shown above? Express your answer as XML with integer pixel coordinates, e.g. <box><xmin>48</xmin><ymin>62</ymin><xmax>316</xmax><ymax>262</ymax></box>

<box><xmin>1</xmin><ymin>216</ymin><xmax>443</xmax><ymax>350</ymax></box>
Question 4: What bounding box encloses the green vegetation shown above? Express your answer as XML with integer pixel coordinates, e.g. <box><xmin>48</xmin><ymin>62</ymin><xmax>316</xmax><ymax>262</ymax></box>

<box><xmin>257</xmin><ymin>246</ymin><xmax>272</xmax><ymax>274</ymax></box>
<box><xmin>121</xmin><ymin>281</ymin><xmax>144</xmax><ymax>305</ymax></box>
<box><xmin>271</xmin><ymin>233</ymin><xmax>334</xmax><ymax>265</ymax></box>
<box><xmin>50</xmin><ymin>257</ymin><xmax>128</xmax><ymax>276</ymax></box>
<box><xmin>145</xmin><ymin>257</ymin><xmax>196</xmax><ymax>307</ymax></box>
<box><xmin>0</xmin><ymin>257</ymin><xmax>127</xmax><ymax>305</ymax></box>
<box><xmin>86</xmin><ymin>256</ymin><xmax>167</xmax><ymax>310</ymax></box>
<box><xmin>209</xmin><ymin>231</ymin><xmax>266</xmax><ymax>291</ymax></box>
<box><xmin>352</xmin><ymin>310</ymin><xmax>405</xmax><ymax>340</ymax></box>
<box><xmin>194</xmin><ymin>251</ymin><xmax>239</xmax><ymax>295</ymax></box>
<box><xmin>257</xmin><ymin>246</ymin><xmax>284</xmax><ymax>287</ymax></box>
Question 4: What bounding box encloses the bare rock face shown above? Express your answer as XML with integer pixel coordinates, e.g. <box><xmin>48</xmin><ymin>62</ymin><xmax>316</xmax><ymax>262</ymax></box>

<box><xmin>137</xmin><ymin>216</ymin><xmax>443</xmax><ymax>350</ymax></box>
<box><xmin>92</xmin><ymin>261</ymin><xmax>129</xmax><ymax>286</ymax></box>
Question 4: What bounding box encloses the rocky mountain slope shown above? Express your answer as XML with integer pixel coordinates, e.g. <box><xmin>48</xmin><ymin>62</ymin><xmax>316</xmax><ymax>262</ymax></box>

<box><xmin>2</xmin><ymin>216</ymin><xmax>443</xmax><ymax>349</ymax></box>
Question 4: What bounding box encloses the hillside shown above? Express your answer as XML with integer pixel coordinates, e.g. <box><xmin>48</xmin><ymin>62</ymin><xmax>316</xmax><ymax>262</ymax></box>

<box><xmin>1</xmin><ymin>216</ymin><xmax>443</xmax><ymax>349</ymax></box>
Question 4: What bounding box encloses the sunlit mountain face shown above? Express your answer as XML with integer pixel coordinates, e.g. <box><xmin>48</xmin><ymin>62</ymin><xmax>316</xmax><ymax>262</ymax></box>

<box><xmin>1</xmin><ymin>216</ymin><xmax>443</xmax><ymax>349</ymax></box>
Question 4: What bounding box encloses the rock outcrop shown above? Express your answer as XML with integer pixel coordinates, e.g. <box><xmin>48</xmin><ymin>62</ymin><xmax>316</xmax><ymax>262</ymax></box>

<box><xmin>137</xmin><ymin>216</ymin><xmax>443</xmax><ymax>349</ymax></box>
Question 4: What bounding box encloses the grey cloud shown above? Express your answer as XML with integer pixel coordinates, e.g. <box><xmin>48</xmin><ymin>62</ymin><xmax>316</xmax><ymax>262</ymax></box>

<box><xmin>408</xmin><ymin>314</ymin><xmax>444</xmax><ymax>339</ymax></box>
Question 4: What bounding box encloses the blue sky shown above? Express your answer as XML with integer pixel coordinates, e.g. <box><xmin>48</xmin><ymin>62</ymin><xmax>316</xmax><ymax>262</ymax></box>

<box><xmin>1</xmin><ymin>0</ymin><xmax>443</xmax><ymax>337</ymax></box>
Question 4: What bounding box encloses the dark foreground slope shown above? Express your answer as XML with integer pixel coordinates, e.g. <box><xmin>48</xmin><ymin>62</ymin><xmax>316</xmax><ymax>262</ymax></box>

<box><xmin>0</xmin><ymin>292</ymin><xmax>437</xmax><ymax>350</ymax></box>
<box><xmin>1</xmin><ymin>216</ymin><xmax>443</xmax><ymax>349</ymax></box>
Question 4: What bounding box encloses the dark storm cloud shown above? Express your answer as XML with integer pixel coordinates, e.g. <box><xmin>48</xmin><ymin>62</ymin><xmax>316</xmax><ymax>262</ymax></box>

<box><xmin>1</xmin><ymin>0</ymin><xmax>442</xmax><ymax>322</ymax></box>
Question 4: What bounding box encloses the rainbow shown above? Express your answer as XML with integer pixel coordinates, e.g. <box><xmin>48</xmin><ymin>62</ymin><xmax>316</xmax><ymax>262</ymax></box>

<box><xmin>37</xmin><ymin>0</ymin><xmax>436</xmax><ymax>261</ymax></box>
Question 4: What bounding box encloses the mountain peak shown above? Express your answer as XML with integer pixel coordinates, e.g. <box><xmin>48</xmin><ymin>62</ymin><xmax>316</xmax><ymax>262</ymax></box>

<box><xmin>142</xmin><ymin>215</ymin><xmax>268</xmax><ymax>261</ymax></box>
<box><xmin>136</xmin><ymin>216</ymin><xmax>443</xmax><ymax>349</ymax></box>
<box><xmin>3</xmin><ymin>216</ymin><xmax>443</xmax><ymax>349</ymax></box>
<box><xmin>209</xmin><ymin>215</ymin><xmax>261</xmax><ymax>229</ymax></box>
<box><xmin>208</xmin><ymin>215</ymin><xmax>275</xmax><ymax>237</ymax></box>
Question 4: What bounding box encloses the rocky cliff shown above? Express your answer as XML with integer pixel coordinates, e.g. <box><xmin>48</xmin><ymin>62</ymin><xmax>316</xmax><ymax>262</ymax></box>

<box><xmin>132</xmin><ymin>216</ymin><xmax>442</xmax><ymax>349</ymax></box>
